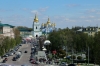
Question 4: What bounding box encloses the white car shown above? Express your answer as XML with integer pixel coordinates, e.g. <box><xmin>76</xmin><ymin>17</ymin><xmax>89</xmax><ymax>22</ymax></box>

<box><xmin>59</xmin><ymin>62</ymin><xmax>68</xmax><ymax>66</ymax></box>
<box><xmin>9</xmin><ymin>53</ymin><xmax>14</xmax><ymax>56</ymax></box>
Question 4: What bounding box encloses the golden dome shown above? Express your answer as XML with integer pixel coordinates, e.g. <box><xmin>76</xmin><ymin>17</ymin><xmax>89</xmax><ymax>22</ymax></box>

<box><xmin>51</xmin><ymin>23</ymin><xmax>54</xmax><ymax>26</ymax></box>
<box><xmin>54</xmin><ymin>23</ymin><xmax>56</xmax><ymax>26</ymax></box>
<box><xmin>34</xmin><ymin>14</ymin><xmax>38</xmax><ymax>22</ymax></box>
<box><xmin>44</xmin><ymin>23</ymin><xmax>46</xmax><ymax>26</ymax></box>
<box><xmin>42</xmin><ymin>23</ymin><xmax>44</xmax><ymax>26</ymax></box>
<box><xmin>47</xmin><ymin>18</ymin><xmax>50</xmax><ymax>24</ymax></box>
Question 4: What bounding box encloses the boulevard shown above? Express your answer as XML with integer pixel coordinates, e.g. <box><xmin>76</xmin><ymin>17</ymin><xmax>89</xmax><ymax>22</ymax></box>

<box><xmin>0</xmin><ymin>38</ymin><xmax>59</xmax><ymax>66</ymax></box>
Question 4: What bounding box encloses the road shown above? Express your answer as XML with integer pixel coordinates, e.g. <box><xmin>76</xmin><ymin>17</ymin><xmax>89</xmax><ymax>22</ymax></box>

<box><xmin>0</xmin><ymin>38</ymin><xmax>59</xmax><ymax>66</ymax></box>
<box><xmin>5</xmin><ymin>43</ymin><xmax>32</xmax><ymax>65</ymax></box>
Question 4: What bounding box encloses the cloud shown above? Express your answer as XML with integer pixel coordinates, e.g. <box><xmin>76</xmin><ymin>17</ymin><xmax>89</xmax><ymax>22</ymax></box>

<box><xmin>89</xmin><ymin>16</ymin><xmax>95</xmax><ymax>18</ymax></box>
<box><xmin>80</xmin><ymin>16</ymin><xmax>86</xmax><ymax>18</ymax></box>
<box><xmin>85</xmin><ymin>20</ymin><xmax>92</xmax><ymax>22</ymax></box>
<box><xmin>65</xmin><ymin>18</ymin><xmax>69</xmax><ymax>21</ymax></box>
<box><xmin>96</xmin><ymin>12</ymin><xmax>100</xmax><ymax>14</ymax></box>
<box><xmin>86</xmin><ymin>9</ymin><xmax>96</xmax><ymax>13</ymax></box>
<box><xmin>42</xmin><ymin>16</ymin><xmax>48</xmax><ymax>20</ymax></box>
<box><xmin>98</xmin><ymin>19</ymin><xmax>100</xmax><ymax>21</ymax></box>
<box><xmin>39</xmin><ymin>7</ymin><xmax>49</xmax><ymax>12</ymax></box>
<box><xmin>0</xmin><ymin>9</ymin><xmax>6</xmax><ymax>12</ymax></box>
<box><xmin>67</xmin><ymin>4</ymin><xmax>80</xmax><ymax>7</ymax></box>
<box><xmin>31</xmin><ymin>6</ymin><xmax>49</xmax><ymax>15</ymax></box>
<box><xmin>31</xmin><ymin>10</ymin><xmax>39</xmax><ymax>14</ymax></box>
<box><xmin>9</xmin><ymin>21</ymin><xmax>15</xmax><ymax>23</ymax></box>
<box><xmin>23</xmin><ymin>8</ymin><xmax>27</xmax><ymax>11</ymax></box>
<box><xmin>84</xmin><ymin>9</ymin><xmax>100</xmax><ymax>14</ymax></box>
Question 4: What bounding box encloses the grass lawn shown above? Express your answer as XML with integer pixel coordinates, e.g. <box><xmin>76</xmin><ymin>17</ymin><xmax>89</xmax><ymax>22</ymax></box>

<box><xmin>76</xmin><ymin>64</ymin><xmax>95</xmax><ymax>66</ymax></box>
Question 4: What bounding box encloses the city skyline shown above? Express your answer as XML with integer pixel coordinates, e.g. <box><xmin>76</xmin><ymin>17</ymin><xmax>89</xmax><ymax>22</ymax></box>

<box><xmin>0</xmin><ymin>0</ymin><xmax>100</xmax><ymax>29</ymax></box>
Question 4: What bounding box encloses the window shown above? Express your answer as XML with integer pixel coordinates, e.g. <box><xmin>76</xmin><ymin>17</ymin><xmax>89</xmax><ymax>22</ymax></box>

<box><xmin>36</xmin><ymin>35</ymin><xmax>38</xmax><ymax>37</ymax></box>
<box><xmin>36</xmin><ymin>26</ymin><xmax>37</xmax><ymax>29</ymax></box>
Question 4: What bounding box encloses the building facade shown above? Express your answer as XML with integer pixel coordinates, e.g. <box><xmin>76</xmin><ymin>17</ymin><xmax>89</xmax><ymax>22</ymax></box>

<box><xmin>40</xmin><ymin>18</ymin><xmax>56</xmax><ymax>35</ymax></box>
<box><xmin>0</xmin><ymin>22</ymin><xmax>15</xmax><ymax>38</ymax></box>
<box><xmin>32</xmin><ymin>14</ymin><xmax>56</xmax><ymax>37</ymax></box>
<box><xmin>76</xmin><ymin>26</ymin><xmax>100</xmax><ymax>36</ymax></box>
<box><xmin>32</xmin><ymin>14</ymin><xmax>42</xmax><ymax>37</ymax></box>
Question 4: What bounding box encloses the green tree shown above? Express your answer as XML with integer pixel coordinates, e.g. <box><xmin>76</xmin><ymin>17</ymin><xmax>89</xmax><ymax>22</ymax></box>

<box><xmin>94</xmin><ymin>32</ymin><xmax>100</xmax><ymax>65</ymax></box>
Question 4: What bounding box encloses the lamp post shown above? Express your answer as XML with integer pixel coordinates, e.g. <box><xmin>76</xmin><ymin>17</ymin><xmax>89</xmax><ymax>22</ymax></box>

<box><xmin>88</xmin><ymin>46</ymin><xmax>89</xmax><ymax>65</ymax></box>
<box><xmin>72</xmin><ymin>46</ymin><xmax>73</xmax><ymax>64</ymax></box>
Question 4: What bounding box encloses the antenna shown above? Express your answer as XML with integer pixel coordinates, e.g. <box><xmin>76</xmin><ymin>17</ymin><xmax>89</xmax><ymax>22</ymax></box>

<box><xmin>96</xmin><ymin>24</ymin><xmax>98</xmax><ymax>28</ymax></box>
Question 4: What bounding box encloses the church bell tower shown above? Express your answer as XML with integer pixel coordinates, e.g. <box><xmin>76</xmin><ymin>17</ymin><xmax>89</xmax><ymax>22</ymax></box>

<box><xmin>32</xmin><ymin>14</ymin><xmax>42</xmax><ymax>37</ymax></box>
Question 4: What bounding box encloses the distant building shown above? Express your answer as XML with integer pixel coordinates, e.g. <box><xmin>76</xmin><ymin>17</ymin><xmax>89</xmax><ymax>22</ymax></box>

<box><xmin>32</xmin><ymin>14</ymin><xmax>42</xmax><ymax>37</ymax></box>
<box><xmin>0</xmin><ymin>21</ymin><xmax>15</xmax><ymax>38</ymax></box>
<box><xmin>76</xmin><ymin>26</ymin><xmax>100</xmax><ymax>36</ymax></box>
<box><xmin>18</xmin><ymin>28</ymin><xmax>32</xmax><ymax>38</ymax></box>
<box><xmin>32</xmin><ymin>14</ymin><xmax>56</xmax><ymax>38</ymax></box>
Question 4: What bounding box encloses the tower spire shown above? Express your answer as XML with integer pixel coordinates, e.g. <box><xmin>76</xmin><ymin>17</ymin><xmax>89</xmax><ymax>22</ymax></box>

<box><xmin>34</xmin><ymin>14</ymin><xmax>39</xmax><ymax>22</ymax></box>
<box><xmin>47</xmin><ymin>17</ymin><xmax>50</xmax><ymax>24</ymax></box>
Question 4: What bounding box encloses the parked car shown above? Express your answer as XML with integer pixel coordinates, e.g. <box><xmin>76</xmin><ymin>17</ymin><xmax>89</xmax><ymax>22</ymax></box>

<box><xmin>68</xmin><ymin>64</ymin><xmax>76</xmax><ymax>66</ymax></box>
<box><xmin>2</xmin><ymin>59</ymin><xmax>6</xmax><ymax>63</ymax></box>
<box><xmin>30</xmin><ymin>58</ymin><xmax>34</xmax><ymax>61</ymax></box>
<box><xmin>24</xmin><ymin>51</ymin><xmax>27</xmax><ymax>53</ymax></box>
<box><xmin>16</xmin><ymin>55</ymin><xmax>21</xmax><ymax>59</ymax></box>
<box><xmin>12</xmin><ymin>57</ymin><xmax>17</xmax><ymax>61</ymax></box>
<box><xmin>31</xmin><ymin>60</ymin><xmax>38</xmax><ymax>64</ymax></box>
<box><xmin>19</xmin><ymin>44</ymin><xmax>22</xmax><ymax>46</ymax></box>
<box><xmin>3</xmin><ymin>54</ymin><xmax>8</xmax><ymax>57</ymax></box>
<box><xmin>9</xmin><ymin>52</ymin><xmax>14</xmax><ymax>56</ymax></box>
<box><xmin>4</xmin><ymin>58</ymin><xmax>8</xmax><ymax>61</ymax></box>
<box><xmin>59</xmin><ymin>62</ymin><xmax>68</xmax><ymax>66</ymax></box>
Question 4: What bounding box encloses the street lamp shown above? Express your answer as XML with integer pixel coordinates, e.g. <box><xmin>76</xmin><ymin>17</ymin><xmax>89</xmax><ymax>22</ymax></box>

<box><xmin>88</xmin><ymin>46</ymin><xmax>89</xmax><ymax>65</ymax></box>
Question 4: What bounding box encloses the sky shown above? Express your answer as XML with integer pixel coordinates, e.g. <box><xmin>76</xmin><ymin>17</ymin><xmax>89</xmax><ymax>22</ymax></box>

<box><xmin>0</xmin><ymin>0</ymin><xmax>100</xmax><ymax>29</ymax></box>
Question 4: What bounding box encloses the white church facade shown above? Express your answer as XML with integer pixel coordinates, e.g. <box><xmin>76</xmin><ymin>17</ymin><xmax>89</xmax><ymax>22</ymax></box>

<box><xmin>32</xmin><ymin>14</ymin><xmax>42</xmax><ymax>37</ymax></box>
<box><xmin>32</xmin><ymin>14</ymin><xmax>56</xmax><ymax>37</ymax></box>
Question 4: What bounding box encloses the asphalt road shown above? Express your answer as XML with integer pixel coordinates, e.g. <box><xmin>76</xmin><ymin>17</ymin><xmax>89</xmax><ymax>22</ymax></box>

<box><xmin>0</xmin><ymin>38</ymin><xmax>59</xmax><ymax>66</ymax></box>
<box><xmin>5</xmin><ymin>43</ymin><xmax>32</xmax><ymax>65</ymax></box>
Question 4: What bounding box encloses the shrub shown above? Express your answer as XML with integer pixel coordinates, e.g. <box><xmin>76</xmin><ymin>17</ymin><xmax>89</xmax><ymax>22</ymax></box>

<box><xmin>71</xmin><ymin>55</ymin><xmax>76</xmax><ymax>59</ymax></box>
<box><xmin>77</xmin><ymin>56</ymin><xmax>82</xmax><ymax>60</ymax></box>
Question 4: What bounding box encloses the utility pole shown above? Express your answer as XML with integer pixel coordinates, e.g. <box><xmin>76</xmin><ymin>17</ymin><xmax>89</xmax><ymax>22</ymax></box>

<box><xmin>71</xmin><ymin>46</ymin><xmax>73</xmax><ymax>64</ymax></box>
<box><xmin>88</xmin><ymin>46</ymin><xmax>89</xmax><ymax>65</ymax></box>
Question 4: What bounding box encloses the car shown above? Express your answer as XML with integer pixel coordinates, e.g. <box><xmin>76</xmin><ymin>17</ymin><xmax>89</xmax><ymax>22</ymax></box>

<box><xmin>16</xmin><ymin>55</ymin><xmax>21</xmax><ymax>59</ymax></box>
<box><xmin>31</xmin><ymin>60</ymin><xmax>38</xmax><ymax>64</ymax></box>
<box><xmin>30</xmin><ymin>58</ymin><xmax>34</xmax><ymax>61</ymax></box>
<box><xmin>19</xmin><ymin>51</ymin><xmax>22</xmax><ymax>53</ymax></box>
<box><xmin>3</xmin><ymin>54</ymin><xmax>8</xmax><ymax>57</ymax></box>
<box><xmin>4</xmin><ymin>58</ymin><xmax>8</xmax><ymax>61</ymax></box>
<box><xmin>2</xmin><ymin>59</ymin><xmax>6</xmax><ymax>63</ymax></box>
<box><xmin>21</xmin><ymin>64</ymin><xmax>28</xmax><ymax>66</ymax></box>
<box><xmin>59</xmin><ymin>62</ymin><xmax>68</xmax><ymax>66</ymax></box>
<box><xmin>19</xmin><ymin>44</ymin><xmax>22</xmax><ymax>46</ymax></box>
<box><xmin>68</xmin><ymin>64</ymin><xmax>76</xmax><ymax>66</ymax></box>
<box><xmin>9</xmin><ymin>52</ymin><xmax>14</xmax><ymax>56</ymax></box>
<box><xmin>24</xmin><ymin>51</ymin><xmax>27</xmax><ymax>53</ymax></box>
<box><xmin>12</xmin><ymin>57</ymin><xmax>17</xmax><ymax>61</ymax></box>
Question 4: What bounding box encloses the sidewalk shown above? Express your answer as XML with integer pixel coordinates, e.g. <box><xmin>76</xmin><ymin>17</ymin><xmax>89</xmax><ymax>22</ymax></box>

<box><xmin>0</xmin><ymin>58</ymin><xmax>3</xmax><ymax>63</ymax></box>
<box><xmin>76</xmin><ymin>64</ymin><xmax>99</xmax><ymax>66</ymax></box>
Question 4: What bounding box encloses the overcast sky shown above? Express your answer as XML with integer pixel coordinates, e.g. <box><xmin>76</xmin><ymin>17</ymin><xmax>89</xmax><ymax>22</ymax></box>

<box><xmin>0</xmin><ymin>0</ymin><xmax>100</xmax><ymax>29</ymax></box>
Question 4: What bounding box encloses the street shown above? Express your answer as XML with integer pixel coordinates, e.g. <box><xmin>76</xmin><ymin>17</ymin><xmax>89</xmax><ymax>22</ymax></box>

<box><xmin>0</xmin><ymin>38</ymin><xmax>58</xmax><ymax>66</ymax></box>
<box><xmin>5</xmin><ymin>43</ymin><xmax>31</xmax><ymax>65</ymax></box>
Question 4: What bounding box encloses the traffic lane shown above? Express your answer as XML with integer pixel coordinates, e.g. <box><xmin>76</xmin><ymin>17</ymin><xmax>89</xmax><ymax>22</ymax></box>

<box><xmin>5</xmin><ymin>44</ymin><xmax>24</xmax><ymax>64</ymax></box>
<box><xmin>5</xmin><ymin>44</ymin><xmax>28</xmax><ymax>65</ymax></box>
<box><xmin>18</xmin><ymin>44</ymin><xmax>32</xmax><ymax>65</ymax></box>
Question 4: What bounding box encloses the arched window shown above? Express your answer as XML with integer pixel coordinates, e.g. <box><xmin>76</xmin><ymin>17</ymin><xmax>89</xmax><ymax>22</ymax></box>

<box><xmin>36</xmin><ymin>26</ymin><xmax>37</xmax><ymax>29</ymax></box>
<box><xmin>36</xmin><ymin>35</ymin><xmax>38</xmax><ymax>37</ymax></box>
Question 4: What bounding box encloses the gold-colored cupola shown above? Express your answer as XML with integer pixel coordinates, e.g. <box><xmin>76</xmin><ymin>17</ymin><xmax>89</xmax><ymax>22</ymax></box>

<box><xmin>34</xmin><ymin>14</ymin><xmax>39</xmax><ymax>22</ymax></box>
<box><xmin>42</xmin><ymin>23</ymin><xmax>44</xmax><ymax>26</ymax></box>
<box><xmin>54</xmin><ymin>23</ymin><xmax>56</xmax><ymax>27</ymax></box>
<box><xmin>47</xmin><ymin>18</ymin><xmax>50</xmax><ymax>24</ymax></box>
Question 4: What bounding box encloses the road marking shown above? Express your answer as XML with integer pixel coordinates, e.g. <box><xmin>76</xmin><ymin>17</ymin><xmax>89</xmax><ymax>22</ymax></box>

<box><xmin>18</xmin><ymin>53</ymin><xmax>23</xmax><ymax>61</ymax></box>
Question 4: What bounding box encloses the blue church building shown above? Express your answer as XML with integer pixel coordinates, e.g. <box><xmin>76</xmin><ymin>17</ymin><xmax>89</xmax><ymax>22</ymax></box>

<box><xmin>32</xmin><ymin>14</ymin><xmax>56</xmax><ymax>37</ymax></box>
